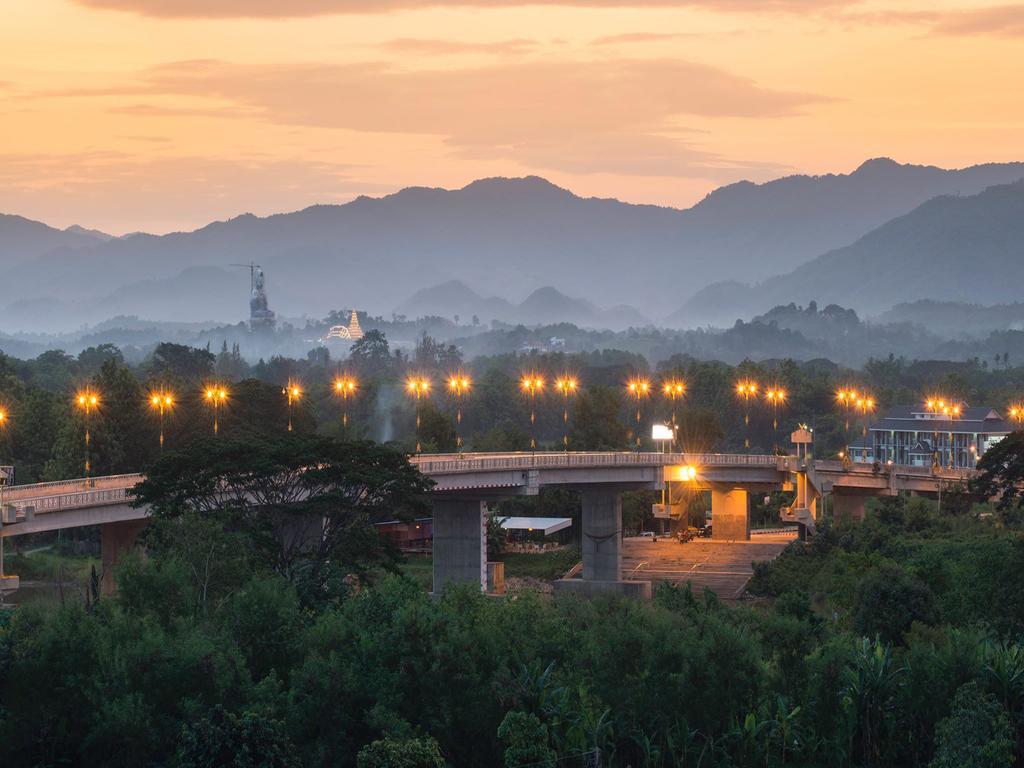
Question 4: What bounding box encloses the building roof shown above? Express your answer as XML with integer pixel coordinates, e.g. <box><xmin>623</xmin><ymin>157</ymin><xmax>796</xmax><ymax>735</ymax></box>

<box><xmin>496</xmin><ymin>517</ymin><xmax>573</xmax><ymax>535</ymax></box>
<box><xmin>869</xmin><ymin>405</ymin><xmax>1012</xmax><ymax>435</ymax></box>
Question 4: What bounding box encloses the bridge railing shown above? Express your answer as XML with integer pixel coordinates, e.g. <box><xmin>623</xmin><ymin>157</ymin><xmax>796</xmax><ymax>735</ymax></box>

<box><xmin>411</xmin><ymin>451</ymin><xmax>782</xmax><ymax>474</ymax></box>
<box><xmin>3</xmin><ymin>473</ymin><xmax>143</xmax><ymax>502</ymax></box>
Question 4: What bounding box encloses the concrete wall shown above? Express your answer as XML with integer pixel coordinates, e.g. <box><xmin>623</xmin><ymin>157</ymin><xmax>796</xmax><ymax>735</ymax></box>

<box><xmin>711</xmin><ymin>487</ymin><xmax>750</xmax><ymax>541</ymax></box>
<box><xmin>100</xmin><ymin>518</ymin><xmax>149</xmax><ymax>595</ymax></box>
<box><xmin>580</xmin><ymin>488</ymin><xmax>622</xmax><ymax>582</ymax></box>
<box><xmin>432</xmin><ymin>498</ymin><xmax>487</xmax><ymax>593</ymax></box>
<box><xmin>833</xmin><ymin>493</ymin><xmax>867</xmax><ymax>524</ymax></box>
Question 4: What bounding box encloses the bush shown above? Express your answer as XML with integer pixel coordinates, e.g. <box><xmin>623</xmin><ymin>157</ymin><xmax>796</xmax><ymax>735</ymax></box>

<box><xmin>356</xmin><ymin>736</ymin><xmax>445</xmax><ymax>768</ymax></box>
<box><xmin>930</xmin><ymin>682</ymin><xmax>1013</xmax><ymax>768</ymax></box>
<box><xmin>853</xmin><ymin>564</ymin><xmax>937</xmax><ymax>644</ymax></box>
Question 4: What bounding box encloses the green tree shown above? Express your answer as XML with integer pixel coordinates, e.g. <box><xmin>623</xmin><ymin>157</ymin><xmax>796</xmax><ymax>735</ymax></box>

<box><xmin>853</xmin><ymin>565</ymin><xmax>937</xmax><ymax>644</ymax></box>
<box><xmin>497</xmin><ymin>712</ymin><xmax>556</xmax><ymax>768</ymax></box>
<box><xmin>350</xmin><ymin>330</ymin><xmax>392</xmax><ymax>379</ymax></box>
<box><xmin>930</xmin><ymin>682</ymin><xmax>1013</xmax><ymax>768</ymax></box>
<box><xmin>133</xmin><ymin>435</ymin><xmax>433</xmax><ymax>594</ymax></box>
<box><xmin>356</xmin><ymin>736</ymin><xmax>445</xmax><ymax>768</ymax></box>
<box><xmin>176</xmin><ymin>708</ymin><xmax>299</xmax><ymax>768</ymax></box>
<box><xmin>570</xmin><ymin>386</ymin><xmax>627</xmax><ymax>450</ymax></box>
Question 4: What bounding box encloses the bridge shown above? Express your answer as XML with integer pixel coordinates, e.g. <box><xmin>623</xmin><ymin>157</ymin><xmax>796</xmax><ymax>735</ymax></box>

<box><xmin>0</xmin><ymin>450</ymin><xmax>978</xmax><ymax>598</ymax></box>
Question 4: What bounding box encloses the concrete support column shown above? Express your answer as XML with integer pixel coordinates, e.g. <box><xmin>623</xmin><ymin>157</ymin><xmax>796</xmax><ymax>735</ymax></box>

<box><xmin>554</xmin><ymin>488</ymin><xmax>650</xmax><ymax>599</ymax></box>
<box><xmin>432</xmin><ymin>498</ymin><xmax>487</xmax><ymax>593</ymax></box>
<box><xmin>711</xmin><ymin>487</ymin><xmax>750</xmax><ymax>541</ymax></box>
<box><xmin>833</xmin><ymin>493</ymin><xmax>867</xmax><ymax>525</ymax></box>
<box><xmin>101</xmin><ymin>518</ymin><xmax>149</xmax><ymax>595</ymax></box>
<box><xmin>581</xmin><ymin>488</ymin><xmax>622</xmax><ymax>582</ymax></box>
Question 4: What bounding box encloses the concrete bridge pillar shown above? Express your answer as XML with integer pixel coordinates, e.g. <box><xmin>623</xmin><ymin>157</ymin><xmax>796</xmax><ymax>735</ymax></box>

<box><xmin>711</xmin><ymin>487</ymin><xmax>750</xmax><ymax>541</ymax></box>
<box><xmin>555</xmin><ymin>488</ymin><xmax>650</xmax><ymax>599</ymax></box>
<box><xmin>432</xmin><ymin>498</ymin><xmax>487</xmax><ymax>593</ymax></box>
<box><xmin>832</xmin><ymin>492</ymin><xmax>867</xmax><ymax>525</ymax></box>
<box><xmin>101</xmin><ymin>518</ymin><xmax>149</xmax><ymax>595</ymax></box>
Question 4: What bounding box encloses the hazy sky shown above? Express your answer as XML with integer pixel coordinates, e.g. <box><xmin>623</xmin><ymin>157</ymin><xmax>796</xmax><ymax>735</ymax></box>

<box><xmin>3</xmin><ymin>0</ymin><xmax>1023</xmax><ymax>233</ymax></box>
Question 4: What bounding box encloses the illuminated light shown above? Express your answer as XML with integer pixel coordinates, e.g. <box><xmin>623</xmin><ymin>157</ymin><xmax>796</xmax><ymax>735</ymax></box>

<box><xmin>676</xmin><ymin>465</ymin><xmax>698</xmax><ymax>482</ymax></box>
<box><xmin>555</xmin><ymin>376</ymin><xmax>578</xmax><ymax>394</ymax></box>
<box><xmin>626</xmin><ymin>378</ymin><xmax>651</xmax><ymax>397</ymax></box>
<box><xmin>651</xmin><ymin>424</ymin><xmax>674</xmax><ymax>441</ymax></box>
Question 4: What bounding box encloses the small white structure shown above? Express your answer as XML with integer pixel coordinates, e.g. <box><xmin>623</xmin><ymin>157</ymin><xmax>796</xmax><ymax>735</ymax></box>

<box><xmin>495</xmin><ymin>517</ymin><xmax>572</xmax><ymax>535</ymax></box>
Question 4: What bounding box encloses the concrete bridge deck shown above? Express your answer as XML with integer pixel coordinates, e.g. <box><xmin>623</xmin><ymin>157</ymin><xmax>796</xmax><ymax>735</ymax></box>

<box><xmin>0</xmin><ymin>450</ymin><xmax>982</xmax><ymax>598</ymax></box>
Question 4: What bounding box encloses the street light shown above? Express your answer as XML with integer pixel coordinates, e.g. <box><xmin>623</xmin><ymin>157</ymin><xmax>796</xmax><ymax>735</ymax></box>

<box><xmin>75</xmin><ymin>389</ymin><xmax>100</xmax><ymax>481</ymax></box>
<box><xmin>148</xmin><ymin>390</ymin><xmax>174</xmax><ymax>451</ymax></box>
<box><xmin>1009</xmin><ymin>404</ymin><xmax>1024</xmax><ymax>430</ymax></box>
<box><xmin>765</xmin><ymin>387</ymin><xmax>787</xmax><ymax>450</ymax></box>
<box><xmin>203</xmin><ymin>385</ymin><xmax>228</xmax><ymax>436</ymax></box>
<box><xmin>520</xmin><ymin>374</ymin><xmax>545</xmax><ymax>450</ymax></box>
<box><xmin>405</xmin><ymin>375</ymin><xmax>431</xmax><ymax>453</ymax></box>
<box><xmin>626</xmin><ymin>378</ymin><xmax>651</xmax><ymax>449</ymax></box>
<box><xmin>661</xmin><ymin>379</ymin><xmax>686</xmax><ymax>441</ymax></box>
<box><xmin>446</xmin><ymin>373</ymin><xmax>471</xmax><ymax>451</ymax></box>
<box><xmin>283</xmin><ymin>381</ymin><xmax>302</xmax><ymax>433</ymax></box>
<box><xmin>554</xmin><ymin>375</ymin><xmax>578</xmax><ymax>450</ymax></box>
<box><xmin>333</xmin><ymin>374</ymin><xmax>358</xmax><ymax>430</ymax></box>
<box><xmin>735</xmin><ymin>380</ymin><xmax>758</xmax><ymax>450</ymax></box>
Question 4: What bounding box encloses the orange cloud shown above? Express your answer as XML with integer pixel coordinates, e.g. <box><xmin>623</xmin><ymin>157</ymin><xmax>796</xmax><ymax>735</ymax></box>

<box><xmin>932</xmin><ymin>5</ymin><xmax>1024</xmax><ymax>36</ymax></box>
<box><xmin>84</xmin><ymin>57</ymin><xmax>819</xmax><ymax>177</ymax></box>
<box><xmin>377</xmin><ymin>38</ymin><xmax>538</xmax><ymax>55</ymax></box>
<box><xmin>75</xmin><ymin>0</ymin><xmax>859</xmax><ymax>17</ymax></box>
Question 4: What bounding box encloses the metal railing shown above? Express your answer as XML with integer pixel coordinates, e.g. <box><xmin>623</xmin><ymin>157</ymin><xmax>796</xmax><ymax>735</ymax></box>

<box><xmin>411</xmin><ymin>451</ymin><xmax>782</xmax><ymax>475</ymax></box>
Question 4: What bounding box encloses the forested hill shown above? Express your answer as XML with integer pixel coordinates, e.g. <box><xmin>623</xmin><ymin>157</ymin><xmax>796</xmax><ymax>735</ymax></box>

<box><xmin>5</xmin><ymin>158</ymin><xmax>1024</xmax><ymax>332</ymax></box>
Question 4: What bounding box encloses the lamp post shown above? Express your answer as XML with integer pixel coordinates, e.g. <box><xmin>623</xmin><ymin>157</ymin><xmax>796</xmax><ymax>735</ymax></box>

<box><xmin>405</xmin><ymin>376</ymin><xmax>431</xmax><ymax>453</ymax></box>
<box><xmin>735</xmin><ymin>380</ymin><xmax>758</xmax><ymax>451</ymax></box>
<box><xmin>75</xmin><ymin>390</ymin><xmax>100</xmax><ymax>481</ymax></box>
<box><xmin>333</xmin><ymin>374</ymin><xmax>358</xmax><ymax>430</ymax></box>
<box><xmin>554</xmin><ymin>375</ymin><xmax>578</xmax><ymax>450</ymax></box>
<box><xmin>148</xmin><ymin>390</ymin><xmax>174</xmax><ymax>451</ymax></box>
<box><xmin>626</xmin><ymin>378</ymin><xmax>651</xmax><ymax>450</ymax></box>
<box><xmin>203</xmin><ymin>385</ymin><xmax>228</xmax><ymax>436</ymax></box>
<box><xmin>520</xmin><ymin>374</ymin><xmax>545</xmax><ymax>451</ymax></box>
<box><xmin>661</xmin><ymin>379</ymin><xmax>686</xmax><ymax>443</ymax></box>
<box><xmin>1009</xmin><ymin>404</ymin><xmax>1024</xmax><ymax>430</ymax></box>
<box><xmin>283</xmin><ymin>382</ymin><xmax>302</xmax><ymax>433</ymax></box>
<box><xmin>765</xmin><ymin>387</ymin><xmax>787</xmax><ymax>451</ymax></box>
<box><xmin>446</xmin><ymin>373</ymin><xmax>471</xmax><ymax>452</ymax></box>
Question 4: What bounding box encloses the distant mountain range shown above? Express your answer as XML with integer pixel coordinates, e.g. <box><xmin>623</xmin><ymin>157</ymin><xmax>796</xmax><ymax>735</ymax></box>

<box><xmin>671</xmin><ymin>180</ymin><xmax>1024</xmax><ymax>325</ymax></box>
<box><xmin>3</xmin><ymin>157</ymin><xmax>1024</xmax><ymax>333</ymax></box>
<box><xmin>394</xmin><ymin>280</ymin><xmax>649</xmax><ymax>330</ymax></box>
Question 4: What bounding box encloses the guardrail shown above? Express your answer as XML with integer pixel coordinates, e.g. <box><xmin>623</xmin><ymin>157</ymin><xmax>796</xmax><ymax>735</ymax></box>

<box><xmin>410</xmin><ymin>451</ymin><xmax>782</xmax><ymax>474</ymax></box>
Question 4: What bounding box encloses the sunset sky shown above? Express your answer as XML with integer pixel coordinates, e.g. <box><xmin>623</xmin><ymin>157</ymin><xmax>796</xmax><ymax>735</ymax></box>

<box><xmin>3</xmin><ymin>0</ymin><xmax>1023</xmax><ymax>234</ymax></box>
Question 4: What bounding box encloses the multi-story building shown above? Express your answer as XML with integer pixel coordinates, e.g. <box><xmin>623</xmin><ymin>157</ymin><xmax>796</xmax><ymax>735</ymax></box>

<box><xmin>852</xmin><ymin>405</ymin><xmax>1013</xmax><ymax>469</ymax></box>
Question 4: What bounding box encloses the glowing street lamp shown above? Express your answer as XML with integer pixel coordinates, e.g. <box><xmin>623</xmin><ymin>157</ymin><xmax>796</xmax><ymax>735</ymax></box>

<box><xmin>735</xmin><ymin>380</ymin><xmax>758</xmax><ymax>450</ymax></box>
<box><xmin>333</xmin><ymin>375</ymin><xmax>358</xmax><ymax>430</ymax></box>
<box><xmin>446</xmin><ymin>373</ymin><xmax>472</xmax><ymax>451</ymax></box>
<box><xmin>75</xmin><ymin>389</ymin><xmax>101</xmax><ymax>480</ymax></box>
<box><xmin>554</xmin><ymin>375</ymin><xmax>578</xmax><ymax>450</ymax></box>
<box><xmin>283</xmin><ymin>381</ymin><xmax>302</xmax><ymax>433</ymax></box>
<box><xmin>661</xmin><ymin>379</ymin><xmax>686</xmax><ymax>438</ymax></box>
<box><xmin>1009</xmin><ymin>404</ymin><xmax>1024</xmax><ymax>429</ymax></box>
<box><xmin>520</xmin><ymin>374</ymin><xmax>545</xmax><ymax>450</ymax></box>
<box><xmin>203</xmin><ymin>385</ymin><xmax>228</xmax><ymax>436</ymax></box>
<box><xmin>626</xmin><ymin>378</ymin><xmax>651</xmax><ymax>449</ymax></box>
<box><xmin>405</xmin><ymin>375</ymin><xmax>431</xmax><ymax>453</ymax></box>
<box><xmin>148</xmin><ymin>390</ymin><xmax>175</xmax><ymax>451</ymax></box>
<box><xmin>765</xmin><ymin>387</ymin><xmax>787</xmax><ymax>449</ymax></box>
<box><xmin>854</xmin><ymin>393</ymin><xmax>876</xmax><ymax>438</ymax></box>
